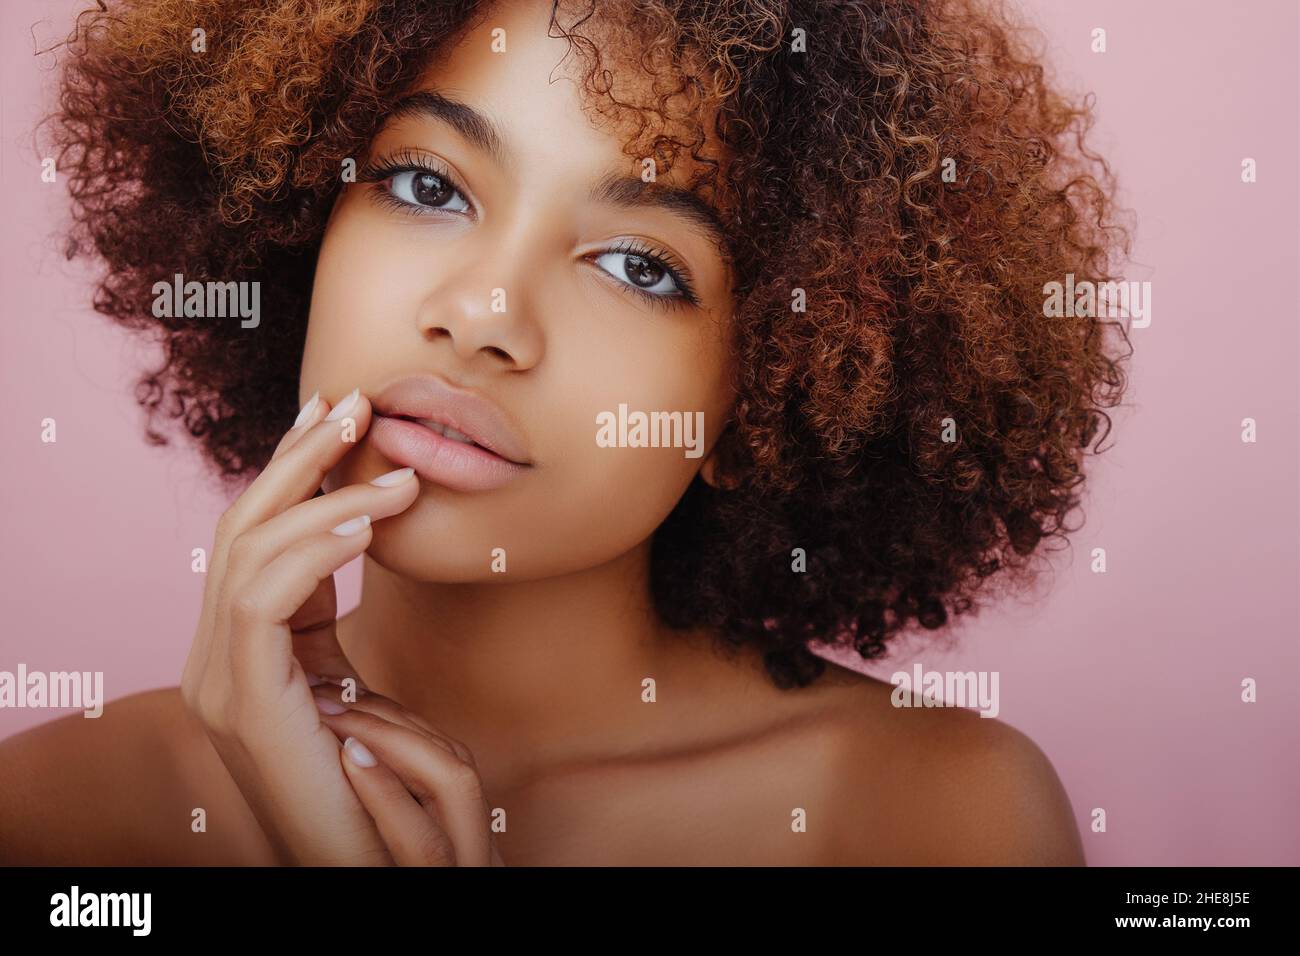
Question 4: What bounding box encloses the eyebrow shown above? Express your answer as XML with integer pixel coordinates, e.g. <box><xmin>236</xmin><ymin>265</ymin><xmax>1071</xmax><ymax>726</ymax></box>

<box><xmin>385</xmin><ymin>89</ymin><xmax>731</xmax><ymax>252</ymax></box>
<box><xmin>587</xmin><ymin>172</ymin><xmax>730</xmax><ymax>251</ymax></box>
<box><xmin>386</xmin><ymin>90</ymin><xmax>511</xmax><ymax>170</ymax></box>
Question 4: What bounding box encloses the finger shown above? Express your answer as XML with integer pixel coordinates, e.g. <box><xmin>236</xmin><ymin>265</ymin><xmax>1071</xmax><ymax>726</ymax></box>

<box><xmin>310</xmin><ymin>684</ymin><xmax>457</xmax><ymax>756</ymax></box>
<box><xmin>218</xmin><ymin>387</ymin><xmax>372</xmax><ymax>542</ymax></box>
<box><xmin>223</xmin><ymin>520</ymin><xmax>374</xmax><ymax>697</ymax></box>
<box><xmin>271</xmin><ymin>389</ymin><xmax>329</xmax><ymax>462</ymax></box>
<box><xmin>325</xmin><ymin>696</ymin><xmax>479</xmax><ymax>767</ymax></box>
<box><xmin>320</xmin><ymin>709</ymin><xmax>493</xmax><ymax>866</ymax></box>
<box><xmin>315</xmin><ymin>700</ymin><xmax>498</xmax><ymax>863</ymax></box>
<box><xmin>294</xmin><ymin>629</ymin><xmax>370</xmax><ymax>695</ymax></box>
<box><xmin>339</xmin><ymin>736</ymin><xmax>459</xmax><ymax>866</ymax></box>
<box><xmin>221</xmin><ymin>466</ymin><xmax>418</xmax><ymax>594</ymax></box>
<box><xmin>214</xmin><ymin>390</ymin><xmax>395</xmax><ymax>690</ymax></box>
<box><xmin>191</xmin><ymin>389</ymin><xmax>351</xmax><ymax>680</ymax></box>
<box><xmin>310</xmin><ymin>687</ymin><xmax>486</xmax><ymax>790</ymax></box>
<box><xmin>287</xmin><ymin>575</ymin><xmax>348</xmax><ymax>677</ymax></box>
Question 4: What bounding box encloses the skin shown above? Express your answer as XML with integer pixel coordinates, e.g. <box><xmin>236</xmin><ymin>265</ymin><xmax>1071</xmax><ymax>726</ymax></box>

<box><xmin>0</xmin><ymin>0</ymin><xmax>1085</xmax><ymax>866</ymax></box>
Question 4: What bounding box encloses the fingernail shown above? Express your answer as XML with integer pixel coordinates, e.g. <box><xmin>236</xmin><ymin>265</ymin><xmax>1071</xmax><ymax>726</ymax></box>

<box><xmin>330</xmin><ymin>514</ymin><xmax>371</xmax><ymax>536</ymax></box>
<box><xmin>370</xmin><ymin>467</ymin><xmax>415</xmax><ymax>487</ymax></box>
<box><xmin>315</xmin><ymin>696</ymin><xmax>347</xmax><ymax>715</ymax></box>
<box><xmin>344</xmin><ymin>736</ymin><xmax>377</xmax><ymax>767</ymax></box>
<box><xmin>325</xmin><ymin>387</ymin><xmax>360</xmax><ymax>421</ymax></box>
<box><xmin>292</xmin><ymin>390</ymin><xmax>321</xmax><ymax>428</ymax></box>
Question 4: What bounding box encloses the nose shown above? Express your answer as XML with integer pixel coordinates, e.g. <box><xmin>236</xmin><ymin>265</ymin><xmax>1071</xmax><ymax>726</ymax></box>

<box><xmin>415</xmin><ymin>248</ymin><xmax>545</xmax><ymax>372</ymax></box>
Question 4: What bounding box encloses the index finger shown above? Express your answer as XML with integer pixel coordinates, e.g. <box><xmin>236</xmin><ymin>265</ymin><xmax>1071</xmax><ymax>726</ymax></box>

<box><xmin>269</xmin><ymin>388</ymin><xmax>329</xmax><ymax>462</ymax></box>
<box><xmin>221</xmin><ymin>386</ymin><xmax>372</xmax><ymax>540</ymax></box>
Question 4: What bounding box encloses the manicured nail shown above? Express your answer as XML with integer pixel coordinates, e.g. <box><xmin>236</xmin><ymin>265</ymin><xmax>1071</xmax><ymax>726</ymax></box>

<box><xmin>292</xmin><ymin>390</ymin><xmax>321</xmax><ymax>428</ymax></box>
<box><xmin>330</xmin><ymin>514</ymin><xmax>371</xmax><ymax>536</ymax></box>
<box><xmin>325</xmin><ymin>387</ymin><xmax>360</xmax><ymax>421</ymax></box>
<box><xmin>344</xmin><ymin>736</ymin><xmax>377</xmax><ymax>767</ymax></box>
<box><xmin>370</xmin><ymin>467</ymin><xmax>415</xmax><ymax>487</ymax></box>
<box><xmin>315</xmin><ymin>696</ymin><xmax>347</xmax><ymax>715</ymax></box>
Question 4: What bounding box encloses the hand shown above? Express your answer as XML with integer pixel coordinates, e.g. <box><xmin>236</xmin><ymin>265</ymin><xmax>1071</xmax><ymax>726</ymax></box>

<box><xmin>180</xmin><ymin>387</ymin><xmax>422</xmax><ymax>865</ymax></box>
<box><xmin>311</xmin><ymin>683</ymin><xmax>506</xmax><ymax>866</ymax></box>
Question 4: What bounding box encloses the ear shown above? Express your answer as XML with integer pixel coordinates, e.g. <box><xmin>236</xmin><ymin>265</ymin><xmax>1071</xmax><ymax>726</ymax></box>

<box><xmin>699</xmin><ymin>428</ymin><xmax>740</xmax><ymax>491</ymax></box>
<box><xmin>700</xmin><ymin>452</ymin><xmax>723</xmax><ymax>488</ymax></box>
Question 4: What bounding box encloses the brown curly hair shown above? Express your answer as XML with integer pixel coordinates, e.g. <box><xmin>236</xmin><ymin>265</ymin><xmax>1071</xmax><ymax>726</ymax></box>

<box><xmin>44</xmin><ymin>0</ymin><xmax>1132</xmax><ymax>689</ymax></box>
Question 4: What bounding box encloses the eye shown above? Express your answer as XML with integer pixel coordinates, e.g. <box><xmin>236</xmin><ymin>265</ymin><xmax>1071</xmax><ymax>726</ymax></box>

<box><xmin>387</xmin><ymin>169</ymin><xmax>471</xmax><ymax>213</ymax></box>
<box><xmin>591</xmin><ymin>239</ymin><xmax>700</xmax><ymax>308</ymax></box>
<box><xmin>357</xmin><ymin>148</ymin><xmax>474</xmax><ymax>217</ymax></box>
<box><xmin>594</xmin><ymin>251</ymin><xmax>680</xmax><ymax>296</ymax></box>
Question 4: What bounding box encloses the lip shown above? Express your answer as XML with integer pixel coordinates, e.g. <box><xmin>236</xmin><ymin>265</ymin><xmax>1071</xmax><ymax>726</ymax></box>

<box><xmin>368</xmin><ymin>374</ymin><xmax>532</xmax><ymax>492</ymax></box>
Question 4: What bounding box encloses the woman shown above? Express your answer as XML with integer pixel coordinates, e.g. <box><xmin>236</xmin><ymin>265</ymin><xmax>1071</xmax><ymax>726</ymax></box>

<box><xmin>0</xmin><ymin>0</ymin><xmax>1128</xmax><ymax>865</ymax></box>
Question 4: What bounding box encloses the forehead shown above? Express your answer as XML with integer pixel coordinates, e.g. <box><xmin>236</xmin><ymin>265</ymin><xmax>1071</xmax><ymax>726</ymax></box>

<box><xmin>400</xmin><ymin>0</ymin><xmax>728</xmax><ymax>192</ymax></box>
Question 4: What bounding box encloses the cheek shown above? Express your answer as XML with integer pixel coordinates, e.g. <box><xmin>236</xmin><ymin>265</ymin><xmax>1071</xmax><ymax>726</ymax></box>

<box><xmin>517</xmin><ymin>347</ymin><xmax>728</xmax><ymax>556</ymax></box>
<box><xmin>300</xmin><ymin>202</ymin><xmax>425</xmax><ymax>381</ymax></box>
<box><xmin>559</xmin><ymin>441</ymin><xmax>704</xmax><ymax>549</ymax></box>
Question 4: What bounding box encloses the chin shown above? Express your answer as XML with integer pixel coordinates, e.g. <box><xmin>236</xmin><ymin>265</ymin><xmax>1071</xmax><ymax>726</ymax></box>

<box><xmin>355</xmin><ymin>493</ymin><xmax>494</xmax><ymax>583</ymax></box>
<box><xmin>355</xmin><ymin>493</ymin><xmax>541</xmax><ymax>584</ymax></box>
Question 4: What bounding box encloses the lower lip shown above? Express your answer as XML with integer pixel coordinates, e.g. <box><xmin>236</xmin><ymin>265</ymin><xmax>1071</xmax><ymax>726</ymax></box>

<box><xmin>368</xmin><ymin>415</ymin><xmax>529</xmax><ymax>492</ymax></box>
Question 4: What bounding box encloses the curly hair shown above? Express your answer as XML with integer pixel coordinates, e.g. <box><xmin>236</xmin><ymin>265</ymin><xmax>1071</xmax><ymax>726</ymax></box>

<box><xmin>45</xmin><ymin>0</ymin><xmax>1132</xmax><ymax>689</ymax></box>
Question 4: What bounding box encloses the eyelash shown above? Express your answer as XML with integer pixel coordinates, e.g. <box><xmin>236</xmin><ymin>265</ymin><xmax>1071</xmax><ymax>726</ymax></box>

<box><xmin>356</xmin><ymin>148</ymin><xmax>702</xmax><ymax>311</ymax></box>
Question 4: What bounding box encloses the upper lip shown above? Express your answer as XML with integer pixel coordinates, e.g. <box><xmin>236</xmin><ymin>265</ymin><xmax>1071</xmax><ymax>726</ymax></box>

<box><xmin>371</xmin><ymin>374</ymin><xmax>531</xmax><ymax>465</ymax></box>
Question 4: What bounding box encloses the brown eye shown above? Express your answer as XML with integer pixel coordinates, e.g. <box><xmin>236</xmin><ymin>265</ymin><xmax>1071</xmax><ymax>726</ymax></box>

<box><xmin>412</xmin><ymin>173</ymin><xmax>451</xmax><ymax>206</ymax></box>
<box><xmin>388</xmin><ymin>169</ymin><xmax>470</xmax><ymax>213</ymax></box>
<box><xmin>594</xmin><ymin>250</ymin><xmax>681</xmax><ymax>298</ymax></box>
<box><xmin>622</xmin><ymin>254</ymin><xmax>666</xmax><ymax>288</ymax></box>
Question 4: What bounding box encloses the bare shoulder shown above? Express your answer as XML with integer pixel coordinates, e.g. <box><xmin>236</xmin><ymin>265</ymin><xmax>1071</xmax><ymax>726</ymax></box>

<box><xmin>0</xmin><ymin>687</ymin><xmax>275</xmax><ymax>865</ymax></box>
<box><xmin>809</xmin><ymin>667</ymin><xmax>1086</xmax><ymax>866</ymax></box>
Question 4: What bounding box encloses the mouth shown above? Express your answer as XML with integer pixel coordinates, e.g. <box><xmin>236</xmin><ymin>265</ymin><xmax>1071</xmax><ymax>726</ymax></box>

<box><xmin>367</xmin><ymin>374</ymin><xmax>533</xmax><ymax>492</ymax></box>
<box><xmin>368</xmin><ymin>414</ymin><xmax>530</xmax><ymax>492</ymax></box>
<box><xmin>391</xmin><ymin>415</ymin><xmax>490</xmax><ymax>451</ymax></box>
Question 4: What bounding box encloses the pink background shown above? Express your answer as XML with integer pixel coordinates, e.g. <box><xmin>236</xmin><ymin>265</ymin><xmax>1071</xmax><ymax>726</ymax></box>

<box><xmin>2</xmin><ymin>0</ymin><xmax>1297</xmax><ymax>866</ymax></box>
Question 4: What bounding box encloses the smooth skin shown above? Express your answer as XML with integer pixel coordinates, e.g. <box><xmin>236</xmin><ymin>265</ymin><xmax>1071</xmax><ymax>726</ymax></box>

<box><xmin>0</xmin><ymin>392</ymin><xmax>1087</xmax><ymax>868</ymax></box>
<box><xmin>0</xmin><ymin>0</ymin><xmax>1085</xmax><ymax>866</ymax></box>
<box><xmin>178</xmin><ymin>388</ymin><xmax>499</xmax><ymax>866</ymax></box>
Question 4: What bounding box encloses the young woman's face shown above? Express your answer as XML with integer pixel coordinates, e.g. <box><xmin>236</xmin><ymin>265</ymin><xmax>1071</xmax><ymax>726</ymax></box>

<box><xmin>300</xmin><ymin>0</ymin><xmax>736</xmax><ymax>582</ymax></box>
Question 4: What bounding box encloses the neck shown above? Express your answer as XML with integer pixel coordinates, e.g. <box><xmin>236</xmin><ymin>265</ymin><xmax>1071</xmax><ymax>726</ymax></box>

<box><xmin>337</xmin><ymin>539</ymin><xmax>736</xmax><ymax>782</ymax></box>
